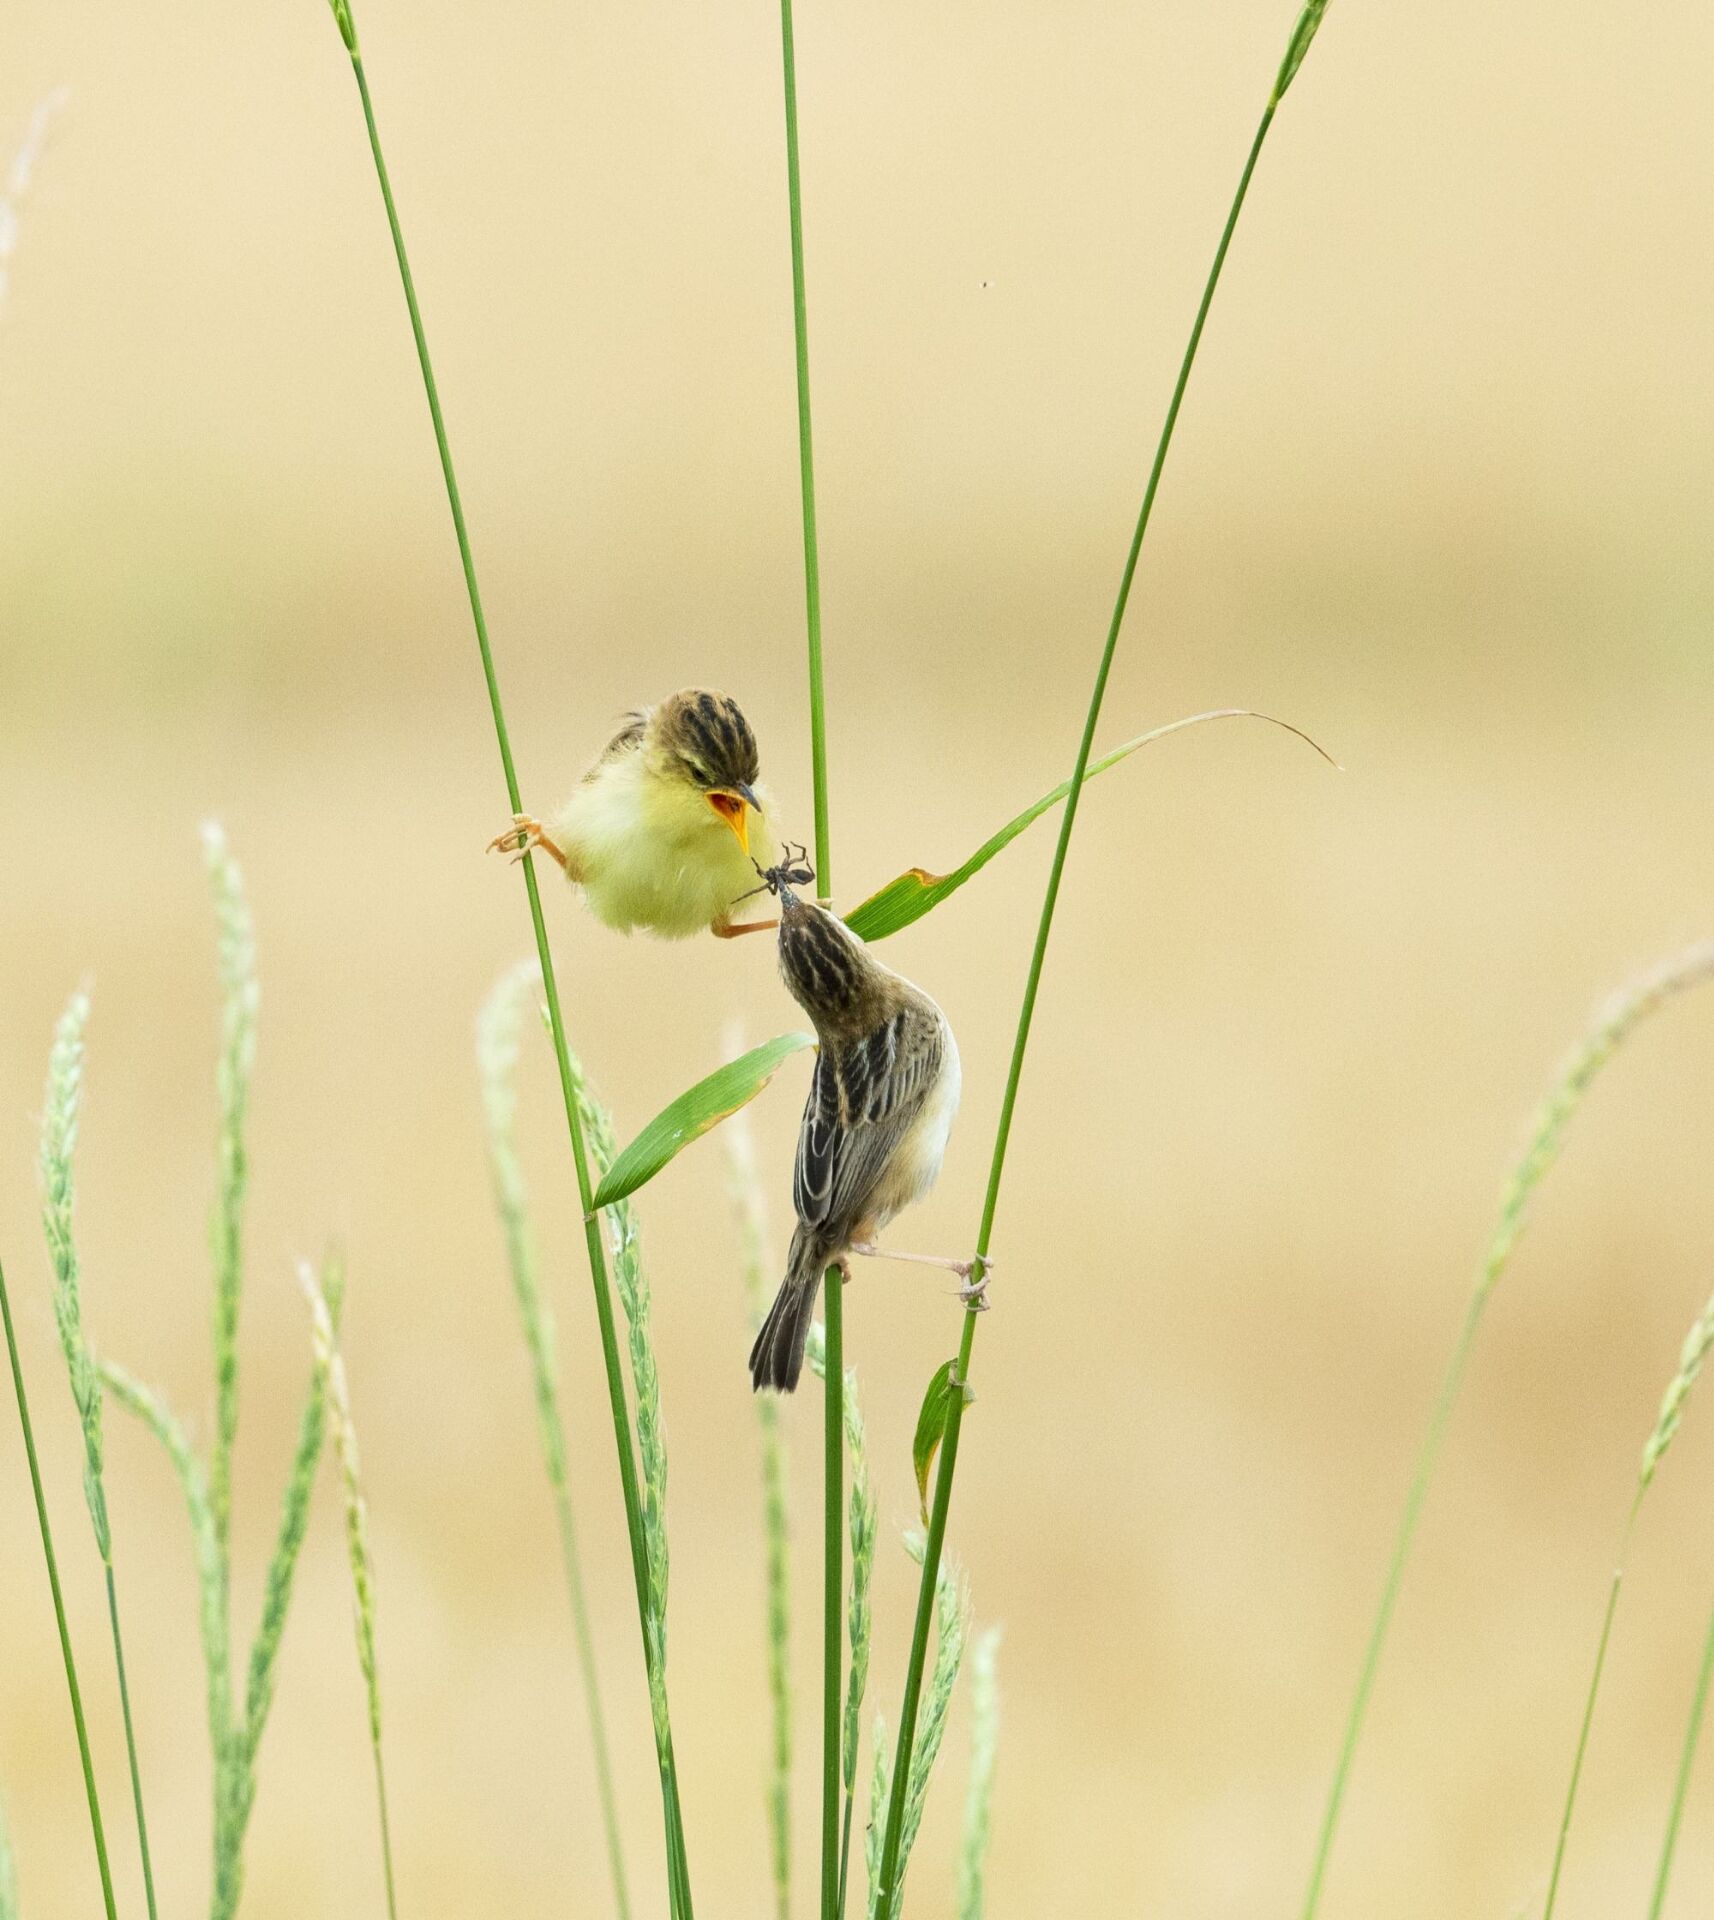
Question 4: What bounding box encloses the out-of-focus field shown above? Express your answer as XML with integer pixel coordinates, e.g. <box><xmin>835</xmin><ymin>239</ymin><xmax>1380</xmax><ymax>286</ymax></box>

<box><xmin>4</xmin><ymin>2</ymin><xmax>1714</xmax><ymax>1915</ymax></box>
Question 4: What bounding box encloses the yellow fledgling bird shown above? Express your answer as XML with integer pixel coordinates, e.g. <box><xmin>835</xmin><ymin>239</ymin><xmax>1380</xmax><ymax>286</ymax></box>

<box><xmin>750</xmin><ymin>880</ymin><xmax>968</xmax><ymax>1393</ymax></box>
<box><xmin>489</xmin><ymin>689</ymin><xmax>785</xmax><ymax>939</ymax></box>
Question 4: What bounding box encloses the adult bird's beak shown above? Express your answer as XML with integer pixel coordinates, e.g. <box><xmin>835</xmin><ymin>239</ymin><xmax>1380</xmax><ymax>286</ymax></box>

<box><xmin>709</xmin><ymin>787</ymin><xmax>753</xmax><ymax>853</ymax></box>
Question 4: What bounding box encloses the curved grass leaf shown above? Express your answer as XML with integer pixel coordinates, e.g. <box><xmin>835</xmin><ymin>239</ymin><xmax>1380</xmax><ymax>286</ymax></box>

<box><xmin>843</xmin><ymin>708</ymin><xmax>1336</xmax><ymax>943</ymax></box>
<box><xmin>912</xmin><ymin>1360</ymin><xmax>967</xmax><ymax>1524</ymax></box>
<box><xmin>592</xmin><ymin>1031</ymin><xmax>816</xmax><ymax>1210</ymax></box>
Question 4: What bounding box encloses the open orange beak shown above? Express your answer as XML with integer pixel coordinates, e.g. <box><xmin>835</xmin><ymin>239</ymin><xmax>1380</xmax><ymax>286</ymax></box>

<box><xmin>709</xmin><ymin>786</ymin><xmax>754</xmax><ymax>854</ymax></box>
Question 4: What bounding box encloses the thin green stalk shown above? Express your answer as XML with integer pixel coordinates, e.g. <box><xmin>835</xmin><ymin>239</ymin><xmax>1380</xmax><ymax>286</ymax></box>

<box><xmin>101</xmin><ymin>1362</ymin><xmax>241</xmax><ymax>1919</ymax></box>
<box><xmin>0</xmin><ymin>1782</ymin><xmax>17</xmax><ymax>1920</ymax></box>
<box><xmin>481</xmin><ymin>963</ymin><xmax>631</xmax><ymax>1920</ymax></box>
<box><xmin>301</xmin><ymin>1264</ymin><xmax>399</xmax><ymax>1920</ymax></box>
<box><xmin>0</xmin><ymin>1255</ymin><xmax>119</xmax><ymax>1920</ymax></box>
<box><xmin>872</xmin><ymin>77</ymin><xmax>1288</xmax><ymax>1920</ymax></box>
<box><xmin>776</xmin><ymin>0</ymin><xmax>830</xmax><ymax>889</ymax></box>
<box><xmin>203</xmin><ymin>821</ymin><xmax>258</xmax><ymax>1579</ymax></box>
<box><xmin>105</xmin><ymin>1566</ymin><xmax>159</xmax><ymax>1920</ymax></box>
<box><xmin>805</xmin><ymin>1324</ymin><xmax>875</xmax><ymax>1920</ymax></box>
<box><xmin>326</xmin><ymin>14</ymin><xmax>692</xmax><ymax>1907</ymax></box>
<box><xmin>822</xmin><ymin>1274</ymin><xmax>844</xmax><ymax>1920</ymax></box>
<box><xmin>38</xmin><ymin>992</ymin><xmax>159</xmax><ymax>1920</ymax></box>
<box><xmin>1648</xmin><ymin>1580</ymin><xmax>1714</xmax><ymax>1919</ymax></box>
<box><xmin>725</xmin><ymin>1090</ymin><xmax>794</xmax><ymax>1920</ymax></box>
<box><xmin>1541</xmin><ymin>1500</ymin><xmax>1637</xmax><ymax>1920</ymax></box>
<box><xmin>1301</xmin><ymin>940</ymin><xmax>1714</xmax><ymax>1920</ymax></box>
<box><xmin>772</xmin><ymin>5</ymin><xmax>839</xmax><ymax>1909</ymax></box>
<box><xmin>957</xmin><ymin>1627</ymin><xmax>1002</xmax><ymax>1920</ymax></box>
<box><xmin>1541</xmin><ymin>1289</ymin><xmax>1714</xmax><ymax>1919</ymax></box>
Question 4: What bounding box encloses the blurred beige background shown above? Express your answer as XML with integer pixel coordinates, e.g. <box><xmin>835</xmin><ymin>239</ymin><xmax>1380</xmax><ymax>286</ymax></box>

<box><xmin>4</xmin><ymin>1</ymin><xmax>1714</xmax><ymax>1914</ymax></box>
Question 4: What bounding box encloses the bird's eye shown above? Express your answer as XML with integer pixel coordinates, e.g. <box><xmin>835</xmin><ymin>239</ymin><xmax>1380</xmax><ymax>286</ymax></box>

<box><xmin>679</xmin><ymin>755</ymin><xmax>712</xmax><ymax>787</ymax></box>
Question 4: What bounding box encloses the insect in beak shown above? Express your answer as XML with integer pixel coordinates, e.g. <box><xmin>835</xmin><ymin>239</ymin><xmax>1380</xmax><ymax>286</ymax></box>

<box><xmin>709</xmin><ymin>787</ymin><xmax>753</xmax><ymax>853</ymax></box>
<box><xmin>735</xmin><ymin>844</ymin><xmax>817</xmax><ymax>906</ymax></box>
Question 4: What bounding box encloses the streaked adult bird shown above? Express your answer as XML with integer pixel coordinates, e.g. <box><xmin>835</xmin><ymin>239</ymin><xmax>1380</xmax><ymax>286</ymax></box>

<box><xmin>750</xmin><ymin>878</ymin><xmax>973</xmax><ymax>1393</ymax></box>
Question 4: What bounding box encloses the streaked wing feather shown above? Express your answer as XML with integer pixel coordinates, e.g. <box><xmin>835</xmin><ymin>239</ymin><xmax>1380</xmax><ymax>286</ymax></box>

<box><xmin>581</xmin><ymin>711</ymin><xmax>647</xmax><ymax>782</ymax></box>
<box><xmin>792</xmin><ymin>1006</ymin><xmax>943</xmax><ymax>1233</ymax></box>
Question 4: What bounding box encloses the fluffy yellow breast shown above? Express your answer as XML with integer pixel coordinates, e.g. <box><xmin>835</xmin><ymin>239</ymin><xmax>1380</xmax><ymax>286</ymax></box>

<box><xmin>552</xmin><ymin>751</ymin><xmax>782</xmax><ymax>938</ymax></box>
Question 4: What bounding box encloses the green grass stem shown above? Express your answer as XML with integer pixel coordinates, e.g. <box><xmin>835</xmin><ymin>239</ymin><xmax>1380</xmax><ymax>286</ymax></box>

<box><xmin>871</xmin><ymin>32</ymin><xmax>1305</xmax><ymax>1909</ymax></box>
<box><xmin>1648</xmin><ymin>1576</ymin><xmax>1714</xmax><ymax>1919</ymax></box>
<box><xmin>301</xmin><ymin>1264</ymin><xmax>399</xmax><ymax>1920</ymax></box>
<box><xmin>775</xmin><ymin>0</ymin><xmax>830</xmax><ymax>891</ymax></box>
<box><xmin>1</xmin><ymin>1254</ymin><xmax>119</xmax><ymax>1920</ymax></box>
<box><xmin>38</xmin><ymin>992</ymin><xmax>159</xmax><ymax>1920</ymax></box>
<box><xmin>1300</xmin><ymin>939</ymin><xmax>1714</xmax><ymax>1920</ymax></box>
<box><xmin>726</xmin><ymin>1091</ymin><xmax>795</xmax><ymax>1920</ymax></box>
<box><xmin>481</xmin><ymin>962</ymin><xmax>631</xmax><ymax>1920</ymax></box>
<box><xmin>957</xmin><ymin>1627</ymin><xmax>1001</xmax><ymax>1920</ymax></box>
<box><xmin>822</xmin><ymin>1275</ymin><xmax>844</xmax><ymax>1920</ymax></box>
<box><xmin>104</xmin><ymin>1565</ymin><xmax>159</xmax><ymax>1920</ymax></box>
<box><xmin>0</xmin><ymin>1783</ymin><xmax>16</xmax><ymax>1920</ymax></box>
<box><xmin>202</xmin><ymin>822</ymin><xmax>258</xmax><ymax>1577</ymax></box>
<box><xmin>322</xmin><ymin>13</ymin><xmax>693</xmax><ymax>1905</ymax></box>
<box><xmin>805</xmin><ymin>1325</ymin><xmax>875</xmax><ymax>1920</ymax></box>
<box><xmin>769</xmin><ymin>4</ymin><xmax>840</xmax><ymax>1906</ymax></box>
<box><xmin>1539</xmin><ymin>1286</ymin><xmax>1714</xmax><ymax>1919</ymax></box>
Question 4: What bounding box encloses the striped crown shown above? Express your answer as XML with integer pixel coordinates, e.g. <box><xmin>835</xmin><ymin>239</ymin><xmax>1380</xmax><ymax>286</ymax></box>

<box><xmin>651</xmin><ymin>689</ymin><xmax>761</xmax><ymax>790</ymax></box>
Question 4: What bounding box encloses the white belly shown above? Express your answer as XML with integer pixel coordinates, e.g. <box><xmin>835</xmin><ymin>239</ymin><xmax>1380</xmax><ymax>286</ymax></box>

<box><xmin>867</xmin><ymin>1022</ymin><xmax>961</xmax><ymax>1232</ymax></box>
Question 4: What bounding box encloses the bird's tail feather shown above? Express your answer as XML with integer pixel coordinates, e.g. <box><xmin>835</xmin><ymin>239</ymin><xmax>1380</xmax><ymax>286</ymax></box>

<box><xmin>749</xmin><ymin>1233</ymin><xmax>830</xmax><ymax>1393</ymax></box>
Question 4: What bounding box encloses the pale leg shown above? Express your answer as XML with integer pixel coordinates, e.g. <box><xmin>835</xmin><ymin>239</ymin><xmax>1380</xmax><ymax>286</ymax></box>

<box><xmin>486</xmin><ymin>813</ymin><xmax>568</xmax><ymax>871</ymax></box>
<box><xmin>848</xmin><ymin>1241</ymin><xmax>995</xmax><ymax>1307</ymax></box>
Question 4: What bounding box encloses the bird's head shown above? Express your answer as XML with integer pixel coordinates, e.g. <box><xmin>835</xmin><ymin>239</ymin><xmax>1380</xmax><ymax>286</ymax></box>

<box><xmin>777</xmin><ymin>891</ymin><xmax>880</xmax><ymax>1033</ymax></box>
<box><xmin>645</xmin><ymin>689</ymin><xmax>764</xmax><ymax>854</ymax></box>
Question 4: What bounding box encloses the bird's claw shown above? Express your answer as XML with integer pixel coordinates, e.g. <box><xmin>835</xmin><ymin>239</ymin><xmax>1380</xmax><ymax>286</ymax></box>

<box><xmin>487</xmin><ymin>813</ymin><xmax>544</xmax><ymax>863</ymax></box>
<box><xmin>956</xmin><ymin>1256</ymin><xmax>995</xmax><ymax>1310</ymax></box>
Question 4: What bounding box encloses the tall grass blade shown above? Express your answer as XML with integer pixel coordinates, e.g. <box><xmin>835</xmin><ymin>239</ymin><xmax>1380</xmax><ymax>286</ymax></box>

<box><xmin>1648</xmin><ymin>1578</ymin><xmax>1714</xmax><ymax>1919</ymax></box>
<box><xmin>862</xmin><ymin>1715</ymin><xmax>890</xmax><ymax>1920</ymax></box>
<box><xmin>895</xmin><ymin>1538</ymin><xmax>968</xmax><ymax>1903</ymax></box>
<box><xmin>773</xmin><ymin>0</ymin><xmax>829</xmax><ymax>890</ymax></box>
<box><xmin>1539</xmin><ymin>1285</ymin><xmax>1714</xmax><ymax>1920</ymax></box>
<box><xmin>558</xmin><ymin>1038</ymin><xmax>691</xmax><ymax>1903</ymax></box>
<box><xmin>806</xmin><ymin>1325</ymin><xmax>877</xmax><ymax>1920</ymax></box>
<box><xmin>316</xmin><ymin>9</ymin><xmax>694</xmax><ymax>1900</ymax></box>
<box><xmin>1</xmin><ymin>1255</ymin><xmax>118</xmax><ymax>1920</ymax></box>
<box><xmin>956</xmin><ymin>1628</ymin><xmax>1001</xmax><ymax>1920</ymax></box>
<box><xmin>101</xmin><ymin>1361</ymin><xmax>242</xmax><ymax>1919</ymax></box>
<box><xmin>104</xmin><ymin>1566</ymin><xmax>158</xmax><ymax>1920</ymax></box>
<box><xmin>300</xmin><ymin>1264</ymin><xmax>399</xmax><ymax>1920</ymax></box>
<box><xmin>242</xmin><ymin>1254</ymin><xmax>345</xmax><ymax>1769</ymax></box>
<box><xmin>38</xmin><ymin>993</ymin><xmax>160</xmax><ymax>1918</ymax></box>
<box><xmin>0</xmin><ymin>1785</ymin><xmax>16</xmax><ymax>1920</ymax></box>
<box><xmin>843</xmin><ymin>710</ymin><xmax>1336</xmax><ymax>943</ymax></box>
<box><xmin>40</xmin><ymin>990</ymin><xmax>110</xmax><ymax>1563</ymax></box>
<box><xmin>874</xmin><ymin>10</ymin><xmax>1323</xmax><ymax>1897</ymax></box>
<box><xmin>480</xmin><ymin>962</ymin><xmax>631</xmax><ymax>1919</ymax></box>
<box><xmin>1300</xmin><ymin>939</ymin><xmax>1714</xmax><ymax>1920</ymax></box>
<box><xmin>202</xmin><ymin>822</ymin><xmax>259</xmax><ymax>1573</ymax></box>
<box><xmin>725</xmin><ymin>1091</ymin><xmax>794</xmax><ymax>1920</ymax></box>
<box><xmin>769</xmin><ymin>2</ymin><xmax>841</xmax><ymax>1902</ymax></box>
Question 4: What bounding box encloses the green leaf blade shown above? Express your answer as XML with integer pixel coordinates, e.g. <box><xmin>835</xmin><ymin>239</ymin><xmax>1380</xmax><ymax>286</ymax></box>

<box><xmin>592</xmin><ymin>1033</ymin><xmax>816</xmax><ymax>1210</ymax></box>
<box><xmin>843</xmin><ymin>708</ymin><xmax>1335</xmax><ymax>943</ymax></box>
<box><xmin>912</xmin><ymin>1361</ymin><xmax>965</xmax><ymax>1524</ymax></box>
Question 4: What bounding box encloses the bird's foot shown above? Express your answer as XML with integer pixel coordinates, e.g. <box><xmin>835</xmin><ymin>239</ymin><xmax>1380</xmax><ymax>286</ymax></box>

<box><xmin>486</xmin><ymin>814</ymin><xmax>567</xmax><ymax>870</ymax></box>
<box><xmin>713</xmin><ymin>915</ymin><xmax>780</xmax><ymax>939</ymax></box>
<box><xmin>957</xmin><ymin>1256</ymin><xmax>996</xmax><ymax>1311</ymax></box>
